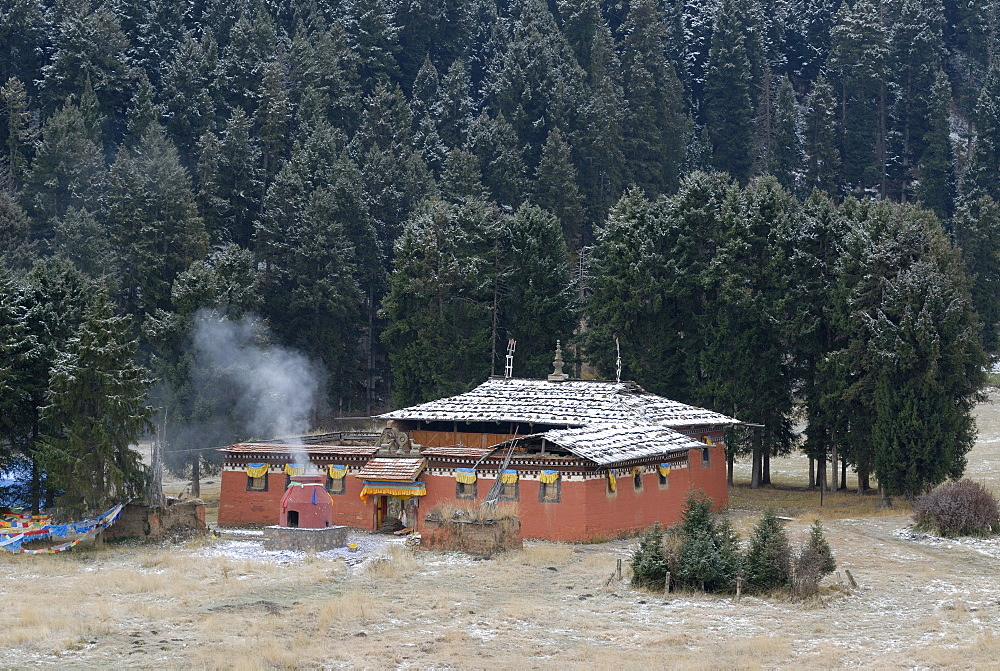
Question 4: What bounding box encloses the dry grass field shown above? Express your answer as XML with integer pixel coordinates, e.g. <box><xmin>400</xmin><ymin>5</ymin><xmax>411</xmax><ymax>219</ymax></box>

<box><xmin>3</xmin><ymin>392</ymin><xmax>1000</xmax><ymax>669</ymax></box>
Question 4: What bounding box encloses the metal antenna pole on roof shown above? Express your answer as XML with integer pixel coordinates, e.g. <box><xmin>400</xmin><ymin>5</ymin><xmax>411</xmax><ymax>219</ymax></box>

<box><xmin>615</xmin><ymin>337</ymin><xmax>622</xmax><ymax>384</ymax></box>
<box><xmin>505</xmin><ymin>338</ymin><xmax>516</xmax><ymax>378</ymax></box>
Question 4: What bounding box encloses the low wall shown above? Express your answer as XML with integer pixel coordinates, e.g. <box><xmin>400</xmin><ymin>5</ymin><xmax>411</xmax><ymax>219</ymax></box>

<box><xmin>420</xmin><ymin>517</ymin><xmax>522</xmax><ymax>557</ymax></box>
<box><xmin>103</xmin><ymin>498</ymin><xmax>207</xmax><ymax>541</ymax></box>
<box><xmin>263</xmin><ymin>525</ymin><xmax>348</xmax><ymax>551</ymax></box>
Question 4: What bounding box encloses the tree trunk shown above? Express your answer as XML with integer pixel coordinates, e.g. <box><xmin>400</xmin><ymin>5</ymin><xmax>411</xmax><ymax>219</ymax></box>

<box><xmin>841</xmin><ymin>458</ymin><xmax>848</xmax><ymax>492</ymax></box>
<box><xmin>191</xmin><ymin>456</ymin><xmax>201</xmax><ymax>499</ymax></box>
<box><xmin>830</xmin><ymin>442</ymin><xmax>839</xmax><ymax>492</ymax></box>
<box><xmin>750</xmin><ymin>446</ymin><xmax>762</xmax><ymax>488</ymax></box>
<box><xmin>817</xmin><ymin>456</ymin><xmax>827</xmax><ymax>494</ymax></box>
<box><xmin>762</xmin><ymin>448</ymin><xmax>771</xmax><ymax>485</ymax></box>
<box><xmin>30</xmin><ymin>457</ymin><xmax>41</xmax><ymax>515</ymax></box>
<box><xmin>727</xmin><ymin>450</ymin><xmax>734</xmax><ymax>486</ymax></box>
<box><xmin>878</xmin><ymin>482</ymin><xmax>892</xmax><ymax>508</ymax></box>
<box><xmin>858</xmin><ymin>463</ymin><xmax>871</xmax><ymax>495</ymax></box>
<box><xmin>809</xmin><ymin>457</ymin><xmax>815</xmax><ymax>488</ymax></box>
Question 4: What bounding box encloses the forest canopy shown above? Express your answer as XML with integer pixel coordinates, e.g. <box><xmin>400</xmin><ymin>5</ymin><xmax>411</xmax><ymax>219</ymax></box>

<box><xmin>0</xmin><ymin>0</ymin><xmax>996</xmax><ymax>508</ymax></box>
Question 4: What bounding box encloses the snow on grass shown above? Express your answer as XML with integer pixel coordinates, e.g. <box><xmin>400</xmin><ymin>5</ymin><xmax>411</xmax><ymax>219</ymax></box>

<box><xmin>193</xmin><ymin>530</ymin><xmax>402</xmax><ymax>566</ymax></box>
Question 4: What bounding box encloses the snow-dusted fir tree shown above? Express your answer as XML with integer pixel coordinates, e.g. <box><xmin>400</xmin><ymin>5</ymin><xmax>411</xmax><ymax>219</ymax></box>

<box><xmin>802</xmin><ymin>75</ymin><xmax>841</xmax><ymax>194</ymax></box>
<box><xmin>916</xmin><ymin>70</ymin><xmax>956</xmax><ymax>220</ymax></box>
<box><xmin>703</xmin><ymin>0</ymin><xmax>754</xmax><ymax>183</ymax></box>
<box><xmin>834</xmin><ymin>202</ymin><xmax>986</xmax><ymax>500</ymax></box>
<box><xmin>40</xmin><ymin>285</ymin><xmax>153</xmax><ymax>514</ymax></box>
<box><xmin>968</xmin><ymin>63</ymin><xmax>1000</xmax><ymax>203</ymax></box>
<box><xmin>951</xmin><ymin>195</ymin><xmax>1000</xmax><ymax>351</ymax></box>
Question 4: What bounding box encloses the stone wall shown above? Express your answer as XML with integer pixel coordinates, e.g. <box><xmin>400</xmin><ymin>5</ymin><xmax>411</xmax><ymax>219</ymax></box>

<box><xmin>420</xmin><ymin>518</ymin><xmax>522</xmax><ymax>557</ymax></box>
<box><xmin>263</xmin><ymin>525</ymin><xmax>348</xmax><ymax>552</ymax></box>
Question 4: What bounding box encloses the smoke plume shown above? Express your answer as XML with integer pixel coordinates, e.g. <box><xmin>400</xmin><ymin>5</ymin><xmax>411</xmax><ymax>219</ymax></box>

<box><xmin>191</xmin><ymin>310</ymin><xmax>321</xmax><ymax>460</ymax></box>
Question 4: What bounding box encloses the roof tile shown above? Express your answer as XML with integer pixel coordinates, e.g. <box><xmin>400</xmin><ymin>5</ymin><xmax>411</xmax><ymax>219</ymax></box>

<box><xmin>356</xmin><ymin>458</ymin><xmax>426</xmax><ymax>481</ymax></box>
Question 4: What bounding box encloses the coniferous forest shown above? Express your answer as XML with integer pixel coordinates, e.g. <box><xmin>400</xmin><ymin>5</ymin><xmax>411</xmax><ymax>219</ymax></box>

<box><xmin>1</xmin><ymin>0</ymin><xmax>998</xmax><ymax>511</ymax></box>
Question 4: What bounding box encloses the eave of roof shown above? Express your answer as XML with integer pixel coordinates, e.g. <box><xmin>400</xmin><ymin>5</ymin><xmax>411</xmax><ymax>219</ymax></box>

<box><xmin>221</xmin><ymin>443</ymin><xmax>380</xmax><ymax>457</ymax></box>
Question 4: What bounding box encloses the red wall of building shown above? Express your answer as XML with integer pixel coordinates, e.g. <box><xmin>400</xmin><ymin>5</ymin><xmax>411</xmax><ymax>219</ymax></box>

<box><xmin>219</xmin><ymin>441</ymin><xmax>729</xmax><ymax>541</ymax></box>
<box><xmin>219</xmin><ymin>471</ymin><xmax>374</xmax><ymax>528</ymax></box>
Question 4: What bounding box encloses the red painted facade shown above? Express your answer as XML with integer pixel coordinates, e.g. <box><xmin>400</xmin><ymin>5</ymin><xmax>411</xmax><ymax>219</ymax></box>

<box><xmin>218</xmin><ymin>439</ymin><xmax>728</xmax><ymax>542</ymax></box>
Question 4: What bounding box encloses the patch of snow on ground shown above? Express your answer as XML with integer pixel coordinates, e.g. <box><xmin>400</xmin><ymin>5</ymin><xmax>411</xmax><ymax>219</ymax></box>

<box><xmin>194</xmin><ymin>530</ymin><xmax>404</xmax><ymax>565</ymax></box>
<box><xmin>891</xmin><ymin>526</ymin><xmax>1000</xmax><ymax>559</ymax></box>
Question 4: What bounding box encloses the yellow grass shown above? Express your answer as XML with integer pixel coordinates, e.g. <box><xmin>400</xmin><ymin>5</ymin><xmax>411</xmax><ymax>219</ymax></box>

<box><xmin>0</xmin><ymin>392</ymin><xmax>996</xmax><ymax>668</ymax></box>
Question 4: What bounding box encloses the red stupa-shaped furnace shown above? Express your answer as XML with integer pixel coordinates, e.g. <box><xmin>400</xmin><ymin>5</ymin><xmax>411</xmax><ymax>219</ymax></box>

<box><xmin>279</xmin><ymin>475</ymin><xmax>333</xmax><ymax>528</ymax></box>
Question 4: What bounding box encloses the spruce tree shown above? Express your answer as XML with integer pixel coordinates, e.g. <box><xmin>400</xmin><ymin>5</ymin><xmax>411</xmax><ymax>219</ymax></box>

<box><xmin>1</xmin><ymin>77</ymin><xmax>36</xmax><ymax>187</ymax></box>
<box><xmin>382</xmin><ymin>197</ymin><xmax>500</xmax><ymax>406</ymax></box>
<box><xmin>40</xmin><ymin>285</ymin><xmax>153</xmax><ymax>513</ymax></box>
<box><xmin>482</xmin><ymin>0</ymin><xmax>587</xmax><ymax>168</ymax></box>
<box><xmin>105</xmin><ymin>123</ymin><xmax>208</xmax><ymax>317</ymax></box>
<box><xmin>160</xmin><ymin>33</ymin><xmax>219</xmax><ymax>165</ymax></box>
<box><xmin>968</xmin><ymin>63</ymin><xmax>1000</xmax><ymax>202</ymax></box>
<box><xmin>620</xmin><ymin>0</ymin><xmax>686</xmax><ymax>194</ymax></box>
<box><xmin>499</xmin><ymin>203</ymin><xmax>576</xmax><ymax>379</ymax></box>
<box><xmin>257</xmin><ymin>120</ymin><xmax>370</xmax><ymax>408</ymax></box>
<box><xmin>802</xmin><ymin>75</ymin><xmax>841</xmax><ymax>195</ymax></box>
<box><xmin>743</xmin><ymin>510</ymin><xmax>792</xmax><ymax>592</ymax></box>
<box><xmin>828</xmin><ymin>0</ymin><xmax>889</xmax><ymax>194</ymax></box>
<box><xmin>773</xmin><ymin>76</ymin><xmax>803</xmax><ymax>193</ymax></box>
<box><xmin>468</xmin><ymin>112</ymin><xmax>528</xmax><ymax>208</ymax></box>
<box><xmin>887</xmin><ymin>0</ymin><xmax>945</xmax><ymax>199</ymax></box>
<box><xmin>51</xmin><ymin>207</ymin><xmax>114</xmax><ymax>281</ymax></box>
<box><xmin>701</xmin><ymin>176</ymin><xmax>797</xmax><ymax>487</ymax></box>
<box><xmin>917</xmin><ymin>70</ymin><xmax>956</xmax><ymax>220</ymax></box>
<box><xmin>952</xmin><ymin>195</ymin><xmax>1000</xmax><ymax>350</ymax></box>
<box><xmin>576</xmin><ymin>18</ymin><xmax>626</xmax><ymax>231</ymax></box>
<box><xmin>0</xmin><ymin>190</ymin><xmax>36</xmax><ymax>274</ymax></box>
<box><xmin>531</xmin><ymin>128</ymin><xmax>587</xmax><ymax>247</ymax></box>
<box><xmin>40</xmin><ymin>1</ymin><xmax>132</xmax><ymax>137</ymax></box>
<box><xmin>703</xmin><ymin>0</ymin><xmax>754</xmax><ymax>183</ymax></box>
<box><xmin>24</xmin><ymin>102</ymin><xmax>106</xmax><ymax>236</ymax></box>
<box><xmin>834</xmin><ymin>202</ymin><xmax>986</xmax><ymax>499</ymax></box>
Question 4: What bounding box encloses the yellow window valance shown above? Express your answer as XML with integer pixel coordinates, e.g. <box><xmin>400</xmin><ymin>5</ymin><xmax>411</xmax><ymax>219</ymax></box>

<box><xmin>607</xmin><ymin>471</ymin><xmax>617</xmax><ymax>492</ymax></box>
<box><xmin>328</xmin><ymin>464</ymin><xmax>348</xmax><ymax>479</ymax></box>
<box><xmin>284</xmin><ymin>464</ymin><xmax>305</xmax><ymax>476</ymax></box>
<box><xmin>658</xmin><ymin>464</ymin><xmax>671</xmax><ymax>477</ymax></box>
<box><xmin>631</xmin><ymin>466</ymin><xmax>643</xmax><ymax>477</ymax></box>
<box><xmin>539</xmin><ymin>470</ymin><xmax>560</xmax><ymax>484</ymax></box>
<box><xmin>245</xmin><ymin>463</ymin><xmax>268</xmax><ymax>478</ymax></box>
<box><xmin>500</xmin><ymin>470</ymin><xmax>519</xmax><ymax>484</ymax></box>
<box><xmin>455</xmin><ymin>468</ymin><xmax>477</xmax><ymax>484</ymax></box>
<box><xmin>703</xmin><ymin>436</ymin><xmax>714</xmax><ymax>445</ymax></box>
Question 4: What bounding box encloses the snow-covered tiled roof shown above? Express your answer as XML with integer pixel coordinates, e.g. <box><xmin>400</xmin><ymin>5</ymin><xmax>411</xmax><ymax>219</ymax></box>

<box><xmin>537</xmin><ymin>422</ymin><xmax>706</xmax><ymax>466</ymax></box>
<box><xmin>356</xmin><ymin>458</ymin><xmax>426</xmax><ymax>481</ymax></box>
<box><xmin>378</xmin><ymin>377</ymin><xmax>741</xmax><ymax>428</ymax></box>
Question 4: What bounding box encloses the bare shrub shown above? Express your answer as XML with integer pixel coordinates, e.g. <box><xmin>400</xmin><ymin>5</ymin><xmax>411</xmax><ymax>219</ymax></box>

<box><xmin>426</xmin><ymin>501</ymin><xmax>518</xmax><ymax>524</ymax></box>
<box><xmin>912</xmin><ymin>479</ymin><xmax>1000</xmax><ymax>537</ymax></box>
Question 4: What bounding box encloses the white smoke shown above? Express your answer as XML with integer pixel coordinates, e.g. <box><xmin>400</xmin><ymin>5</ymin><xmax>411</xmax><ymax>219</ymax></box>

<box><xmin>190</xmin><ymin>310</ymin><xmax>321</xmax><ymax>464</ymax></box>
